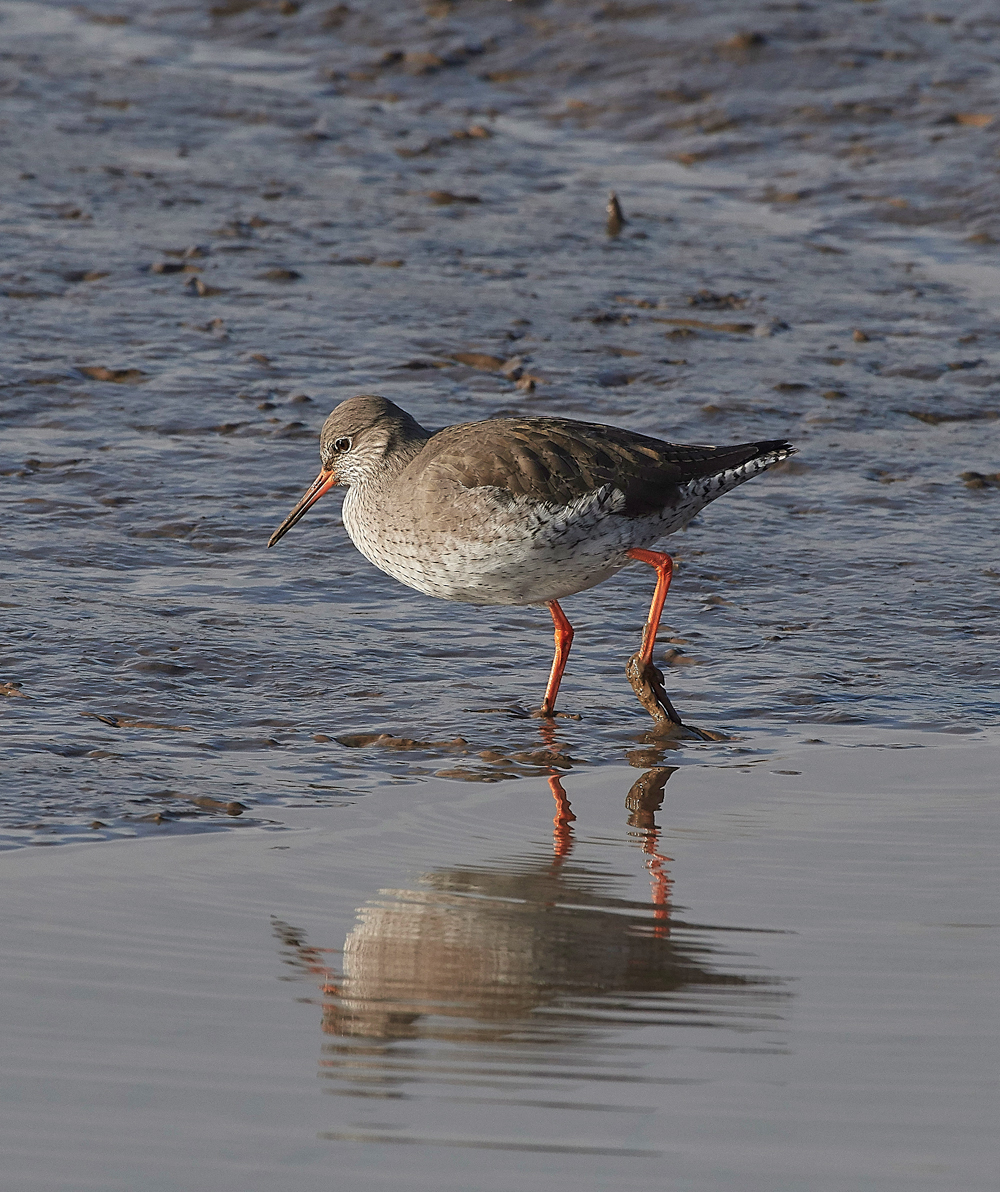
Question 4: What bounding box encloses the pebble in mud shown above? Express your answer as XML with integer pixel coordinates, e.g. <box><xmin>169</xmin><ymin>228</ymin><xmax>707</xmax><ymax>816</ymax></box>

<box><xmin>186</xmin><ymin>277</ymin><xmax>226</xmax><ymax>297</ymax></box>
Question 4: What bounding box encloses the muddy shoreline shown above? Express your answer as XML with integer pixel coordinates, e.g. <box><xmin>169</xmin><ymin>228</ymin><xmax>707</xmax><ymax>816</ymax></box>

<box><xmin>2</xmin><ymin>0</ymin><xmax>999</xmax><ymax>842</ymax></box>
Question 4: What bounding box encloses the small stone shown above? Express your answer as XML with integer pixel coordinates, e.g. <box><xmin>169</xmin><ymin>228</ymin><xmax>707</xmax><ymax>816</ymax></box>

<box><xmin>754</xmin><ymin>319</ymin><xmax>789</xmax><ymax>337</ymax></box>
<box><xmin>852</xmin><ymin>328</ymin><xmax>870</xmax><ymax>342</ymax></box>
<box><xmin>606</xmin><ymin>191</ymin><xmax>625</xmax><ymax>237</ymax></box>
<box><xmin>187</xmin><ymin>277</ymin><xmax>226</xmax><ymax>297</ymax></box>
<box><xmin>428</xmin><ymin>190</ymin><xmax>481</xmax><ymax>205</ymax></box>
<box><xmin>719</xmin><ymin>31</ymin><xmax>766</xmax><ymax>51</ymax></box>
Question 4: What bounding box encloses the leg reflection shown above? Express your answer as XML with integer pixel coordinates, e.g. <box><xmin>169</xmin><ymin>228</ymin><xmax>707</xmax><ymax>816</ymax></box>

<box><xmin>272</xmin><ymin>765</ymin><xmax>774</xmax><ymax>1058</ymax></box>
<box><xmin>548</xmin><ymin>773</ymin><xmax>576</xmax><ymax>859</ymax></box>
<box><xmin>626</xmin><ymin>767</ymin><xmax>678</xmax><ymax>937</ymax></box>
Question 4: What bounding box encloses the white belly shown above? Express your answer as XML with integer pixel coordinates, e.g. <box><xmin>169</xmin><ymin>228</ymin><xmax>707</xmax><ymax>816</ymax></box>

<box><xmin>342</xmin><ymin>482</ymin><xmax>699</xmax><ymax>606</ymax></box>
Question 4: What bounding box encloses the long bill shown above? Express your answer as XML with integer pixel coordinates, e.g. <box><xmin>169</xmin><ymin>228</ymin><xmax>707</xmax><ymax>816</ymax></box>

<box><xmin>267</xmin><ymin>468</ymin><xmax>338</xmax><ymax>547</ymax></box>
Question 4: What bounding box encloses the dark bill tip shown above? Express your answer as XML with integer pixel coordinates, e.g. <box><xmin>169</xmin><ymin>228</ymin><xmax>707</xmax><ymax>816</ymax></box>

<box><xmin>267</xmin><ymin>468</ymin><xmax>337</xmax><ymax>548</ymax></box>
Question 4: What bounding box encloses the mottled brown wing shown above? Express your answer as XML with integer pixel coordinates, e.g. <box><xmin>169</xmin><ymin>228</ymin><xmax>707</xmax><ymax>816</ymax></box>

<box><xmin>418</xmin><ymin>417</ymin><xmax>789</xmax><ymax>517</ymax></box>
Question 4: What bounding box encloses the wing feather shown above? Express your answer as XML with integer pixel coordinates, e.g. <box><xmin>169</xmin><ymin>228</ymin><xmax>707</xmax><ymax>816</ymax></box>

<box><xmin>412</xmin><ymin>418</ymin><xmax>790</xmax><ymax>517</ymax></box>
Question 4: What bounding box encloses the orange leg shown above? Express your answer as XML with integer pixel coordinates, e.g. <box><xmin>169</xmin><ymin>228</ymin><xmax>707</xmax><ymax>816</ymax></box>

<box><xmin>625</xmin><ymin>547</ymin><xmax>682</xmax><ymax>725</ymax></box>
<box><xmin>627</xmin><ymin>547</ymin><xmax>674</xmax><ymax>663</ymax></box>
<box><xmin>539</xmin><ymin>599</ymin><xmax>574</xmax><ymax>717</ymax></box>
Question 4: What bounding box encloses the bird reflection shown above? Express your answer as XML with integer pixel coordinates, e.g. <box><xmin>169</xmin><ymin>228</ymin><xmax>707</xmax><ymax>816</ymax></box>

<box><xmin>274</xmin><ymin>768</ymin><xmax>780</xmax><ymax>1054</ymax></box>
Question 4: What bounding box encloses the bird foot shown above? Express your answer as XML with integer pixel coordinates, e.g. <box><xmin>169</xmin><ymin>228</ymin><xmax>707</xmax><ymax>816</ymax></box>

<box><xmin>625</xmin><ymin>657</ymin><xmax>727</xmax><ymax>741</ymax></box>
<box><xmin>626</xmin><ymin>653</ymin><xmax>683</xmax><ymax>725</ymax></box>
<box><xmin>531</xmin><ymin>707</ymin><xmax>583</xmax><ymax>721</ymax></box>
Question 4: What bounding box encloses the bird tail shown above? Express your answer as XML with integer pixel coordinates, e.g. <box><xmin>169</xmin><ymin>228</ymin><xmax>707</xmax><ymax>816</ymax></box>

<box><xmin>675</xmin><ymin>438</ymin><xmax>795</xmax><ymax>511</ymax></box>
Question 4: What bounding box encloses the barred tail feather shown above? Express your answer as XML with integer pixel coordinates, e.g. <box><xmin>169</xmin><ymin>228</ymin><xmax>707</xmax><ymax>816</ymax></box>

<box><xmin>675</xmin><ymin>439</ymin><xmax>794</xmax><ymax>514</ymax></box>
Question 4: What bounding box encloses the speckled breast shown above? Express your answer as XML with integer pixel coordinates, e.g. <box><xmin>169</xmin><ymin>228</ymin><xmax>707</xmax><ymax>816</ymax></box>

<box><xmin>340</xmin><ymin>480</ymin><xmax>699</xmax><ymax>607</ymax></box>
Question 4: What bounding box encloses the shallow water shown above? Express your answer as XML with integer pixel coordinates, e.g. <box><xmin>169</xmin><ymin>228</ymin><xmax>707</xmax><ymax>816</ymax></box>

<box><xmin>2</xmin><ymin>737</ymin><xmax>997</xmax><ymax>1190</ymax></box>
<box><xmin>2</xmin><ymin>0</ymin><xmax>998</xmax><ymax>842</ymax></box>
<box><xmin>1</xmin><ymin>3</ymin><xmax>998</xmax><ymax>1187</ymax></box>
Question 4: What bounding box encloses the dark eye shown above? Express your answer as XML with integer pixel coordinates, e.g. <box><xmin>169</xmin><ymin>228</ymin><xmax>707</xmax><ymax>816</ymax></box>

<box><xmin>334</xmin><ymin>436</ymin><xmax>352</xmax><ymax>453</ymax></box>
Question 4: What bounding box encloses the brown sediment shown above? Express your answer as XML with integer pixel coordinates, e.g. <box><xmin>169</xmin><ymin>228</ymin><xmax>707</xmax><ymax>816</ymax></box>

<box><xmin>450</xmin><ymin>352</ymin><xmax>505</xmax><ymax>370</ymax></box>
<box><xmin>336</xmin><ymin>733</ymin><xmax>468</xmax><ymax>750</ymax></box>
<box><xmin>427</xmin><ymin>191</ymin><xmax>481</xmax><ymax>206</ymax></box>
<box><xmin>77</xmin><ymin>366</ymin><xmax>147</xmax><ymax>383</ymax></box>
<box><xmin>80</xmin><ymin>713</ymin><xmax>193</xmax><ymax>731</ymax></box>
<box><xmin>960</xmin><ymin>471</ymin><xmax>1000</xmax><ymax>489</ymax></box>
<box><xmin>904</xmin><ymin>409</ymin><xmax>997</xmax><ymax>425</ymax></box>
<box><xmin>188</xmin><ymin>795</ymin><xmax>246</xmax><ymax>815</ymax></box>
<box><xmin>652</xmin><ymin>318</ymin><xmax>755</xmax><ymax>334</ymax></box>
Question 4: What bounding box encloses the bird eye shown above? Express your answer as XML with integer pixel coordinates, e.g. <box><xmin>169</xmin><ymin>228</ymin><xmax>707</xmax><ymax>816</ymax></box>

<box><xmin>334</xmin><ymin>436</ymin><xmax>352</xmax><ymax>453</ymax></box>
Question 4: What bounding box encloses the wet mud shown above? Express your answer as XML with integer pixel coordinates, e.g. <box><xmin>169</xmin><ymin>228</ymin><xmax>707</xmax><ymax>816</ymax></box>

<box><xmin>2</xmin><ymin>1</ymin><xmax>999</xmax><ymax>844</ymax></box>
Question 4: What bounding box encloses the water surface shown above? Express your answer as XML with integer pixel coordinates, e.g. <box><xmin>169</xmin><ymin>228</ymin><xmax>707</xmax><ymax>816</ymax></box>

<box><xmin>2</xmin><ymin>738</ymin><xmax>996</xmax><ymax>1189</ymax></box>
<box><xmin>1</xmin><ymin>4</ymin><xmax>998</xmax><ymax>1187</ymax></box>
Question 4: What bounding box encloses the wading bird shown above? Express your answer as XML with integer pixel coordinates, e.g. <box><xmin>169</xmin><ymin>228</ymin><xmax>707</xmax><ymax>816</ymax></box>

<box><xmin>268</xmin><ymin>395</ymin><xmax>791</xmax><ymax>724</ymax></box>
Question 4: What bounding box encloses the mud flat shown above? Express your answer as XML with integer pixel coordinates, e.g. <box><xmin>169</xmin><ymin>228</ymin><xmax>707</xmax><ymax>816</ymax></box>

<box><xmin>1</xmin><ymin>0</ymin><xmax>998</xmax><ymax>836</ymax></box>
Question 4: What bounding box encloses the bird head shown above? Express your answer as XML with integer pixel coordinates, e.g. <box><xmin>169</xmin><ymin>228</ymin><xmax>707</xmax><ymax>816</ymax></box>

<box><xmin>267</xmin><ymin>394</ymin><xmax>427</xmax><ymax>547</ymax></box>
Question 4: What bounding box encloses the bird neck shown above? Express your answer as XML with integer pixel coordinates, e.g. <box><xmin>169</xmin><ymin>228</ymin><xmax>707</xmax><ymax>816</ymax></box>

<box><xmin>351</xmin><ymin>429</ymin><xmax>428</xmax><ymax>497</ymax></box>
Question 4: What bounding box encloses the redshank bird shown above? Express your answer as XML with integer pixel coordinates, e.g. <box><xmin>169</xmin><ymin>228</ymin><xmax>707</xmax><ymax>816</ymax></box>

<box><xmin>268</xmin><ymin>395</ymin><xmax>792</xmax><ymax>723</ymax></box>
